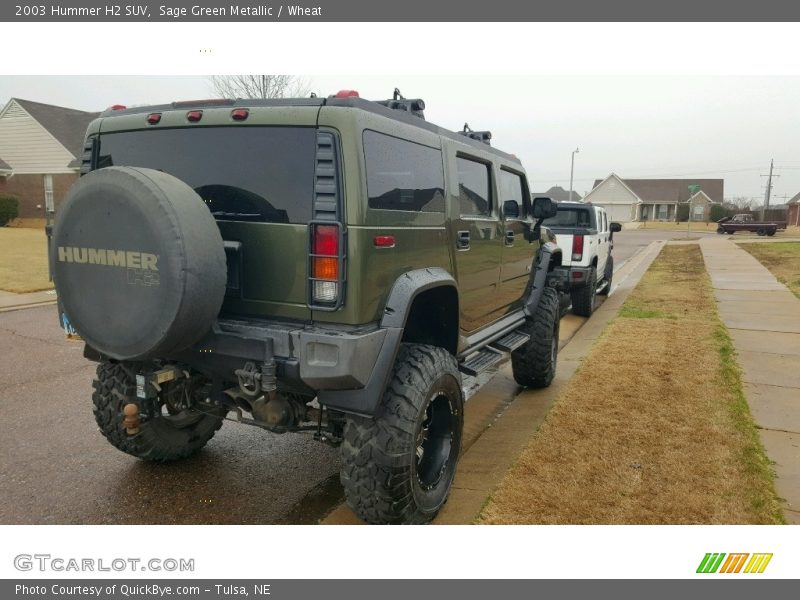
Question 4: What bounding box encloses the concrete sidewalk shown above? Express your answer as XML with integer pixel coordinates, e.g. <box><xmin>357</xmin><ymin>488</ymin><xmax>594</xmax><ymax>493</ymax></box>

<box><xmin>0</xmin><ymin>289</ymin><xmax>56</xmax><ymax>312</ymax></box>
<box><xmin>700</xmin><ymin>238</ymin><xmax>800</xmax><ymax>524</ymax></box>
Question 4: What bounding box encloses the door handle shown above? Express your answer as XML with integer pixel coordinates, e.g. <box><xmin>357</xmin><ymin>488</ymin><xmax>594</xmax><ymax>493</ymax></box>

<box><xmin>505</xmin><ymin>230</ymin><xmax>515</xmax><ymax>246</ymax></box>
<box><xmin>457</xmin><ymin>230</ymin><xmax>470</xmax><ymax>250</ymax></box>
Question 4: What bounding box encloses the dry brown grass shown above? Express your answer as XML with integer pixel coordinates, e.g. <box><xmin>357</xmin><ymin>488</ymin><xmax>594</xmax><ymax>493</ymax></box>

<box><xmin>739</xmin><ymin>242</ymin><xmax>800</xmax><ymax>299</ymax></box>
<box><xmin>479</xmin><ymin>245</ymin><xmax>782</xmax><ymax>524</ymax></box>
<box><xmin>637</xmin><ymin>221</ymin><xmax>717</xmax><ymax>231</ymax></box>
<box><xmin>7</xmin><ymin>218</ymin><xmax>47</xmax><ymax>229</ymax></box>
<box><xmin>0</xmin><ymin>227</ymin><xmax>53</xmax><ymax>293</ymax></box>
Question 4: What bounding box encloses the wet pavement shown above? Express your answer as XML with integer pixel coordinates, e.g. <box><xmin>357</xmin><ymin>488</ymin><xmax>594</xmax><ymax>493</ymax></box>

<box><xmin>0</xmin><ymin>230</ymin><xmax>665</xmax><ymax>525</ymax></box>
<box><xmin>610</xmin><ymin>227</ymin><xmax>717</xmax><ymax>268</ymax></box>
<box><xmin>0</xmin><ymin>306</ymin><xmax>342</xmax><ymax>524</ymax></box>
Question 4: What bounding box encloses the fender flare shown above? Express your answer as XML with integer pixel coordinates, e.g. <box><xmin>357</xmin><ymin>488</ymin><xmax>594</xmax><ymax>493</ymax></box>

<box><xmin>318</xmin><ymin>268</ymin><xmax>458</xmax><ymax>416</ymax></box>
<box><xmin>380</xmin><ymin>267</ymin><xmax>458</xmax><ymax>329</ymax></box>
<box><xmin>524</xmin><ymin>242</ymin><xmax>561</xmax><ymax>317</ymax></box>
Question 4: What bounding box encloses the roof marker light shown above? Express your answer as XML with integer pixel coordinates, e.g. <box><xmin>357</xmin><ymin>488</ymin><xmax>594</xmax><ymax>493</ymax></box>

<box><xmin>186</xmin><ymin>110</ymin><xmax>203</xmax><ymax>122</ymax></box>
<box><xmin>231</xmin><ymin>108</ymin><xmax>249</xmax><ymax>121</ymax></box>
<box><xmin>109</xmin><ymin>104</ymin><xmax>127</xmax><ymax>111</ymax></box>
<box><xmin>335</xmin><ymin>90</ymin><xmax>360</xmax><ymax>98</ymax></box>
<box><xmin>146</xmin><ymin>113</ymin><xmax>162</xmax><ymax>125</ymax></box>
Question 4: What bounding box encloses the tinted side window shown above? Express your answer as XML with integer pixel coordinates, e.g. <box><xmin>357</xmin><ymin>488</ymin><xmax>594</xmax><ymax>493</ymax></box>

<box><xmin>363</xmin><ymin>131</ymin><xmax>445</xmax><ymax>212</ymax></box>
<box><xmin>97</xmin><ymin>127</ymin><xmax>317</xmax><ymax>224</ymax></box>
<box><xmin>499</xmin><ymin>169</ymin><xmax>525</xmax><ymax>218</ymax></box>
<box><xmin>457</xmin><ymin>157</ymin><xmax>492</xmax><ymax>217</ymax></box>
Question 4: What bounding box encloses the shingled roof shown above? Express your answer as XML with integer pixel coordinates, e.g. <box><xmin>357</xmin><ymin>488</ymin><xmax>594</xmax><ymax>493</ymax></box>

<box><xmin>13</xmin><ymin>98</ymin><xmax>99</xmax><ymax>159</ymax></box>
<box><xmin>532</xmin><ymin>185</ymin><xmax>582</xmax><ymax>202</ymax></box>
<box><xmin>592</xmin><ymin>177</ymin><xmax>723</xmax><ymax>203</ymax></box>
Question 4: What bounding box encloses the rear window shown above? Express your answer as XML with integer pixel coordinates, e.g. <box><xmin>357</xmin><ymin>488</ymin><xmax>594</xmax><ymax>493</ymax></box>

<box><xmin>363</xmin><ymin>130</ymin><xmax>445</xmax><ymax>212</ymax></box>
<box><xmin>543</xmin><ymin>208</ymin><xmax>593</xmax><ymax>228</ymax></box>
<box><xmin>96</xmin><ymin>127</ymin><xmax>317</xmax><ymax>224</ymax></box>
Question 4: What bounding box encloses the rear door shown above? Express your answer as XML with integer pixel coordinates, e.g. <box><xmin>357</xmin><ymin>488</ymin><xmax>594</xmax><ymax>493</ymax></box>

<box><xmin>450</xmin><ymin>154</ymin><xmax>504</xmax><ymax>335</ymax></box>
<box><xmin>95</xmin><ymin>114</ymin><xmax>321</xmax><ymax>322</ymax></box>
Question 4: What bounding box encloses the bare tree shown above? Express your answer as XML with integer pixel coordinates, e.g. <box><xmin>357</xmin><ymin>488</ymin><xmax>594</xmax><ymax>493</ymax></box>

<box><xmin>728</xmin><ymin>196</ymin><xmax>754</xmax><ymax>210</ymax></box>
<box><xmin>210</xmin><ymin>75</ymin><xmax>311</xmax><ymax>99</ymax></box>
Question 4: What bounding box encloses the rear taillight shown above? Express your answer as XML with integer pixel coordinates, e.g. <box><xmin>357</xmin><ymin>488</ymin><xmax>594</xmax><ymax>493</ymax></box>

<box><xmin>572</xmin><ymin>235</ymin><xmax>584</xmax><ymax>261</ymax></box>
<box><xmin>311</xmin><ymin>223</ymin><xmax>341</xmax><ymax>305</ymax></box>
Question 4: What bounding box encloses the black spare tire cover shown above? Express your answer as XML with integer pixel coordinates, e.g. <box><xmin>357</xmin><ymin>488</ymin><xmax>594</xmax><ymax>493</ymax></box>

<box><xmin>52</xmin><ymin>167</ymin><xmax>226</xmax><ymax>361</ymax></box>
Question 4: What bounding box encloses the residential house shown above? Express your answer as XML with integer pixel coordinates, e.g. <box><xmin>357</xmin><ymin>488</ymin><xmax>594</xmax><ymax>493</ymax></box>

<box><xmin>788</xmin><ymin>192</ymin><xmax>800</xmax><ymax>227</ymax></box>
<box><xmin>583</xmin><ymin>173</ymin><xmax>724</xmax><ymax>223</ymax></box>
<box><xmin>532</xmin><ymin>185</ymin><xmax>582</xmax><ymax>202</ymax></box>
<box><xmin>0</xmin><ymin>98</ymin><xmax>99</xmax><ymax>221</ymax></box>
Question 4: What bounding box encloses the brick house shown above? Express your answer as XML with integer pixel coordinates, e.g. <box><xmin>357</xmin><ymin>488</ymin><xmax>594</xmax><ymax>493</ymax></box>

<box><xmin>583</xmin><ymin>173</ymin><xmax>723</xmax><ymax>223</ymax></box>
<box><xmin>789</xmin><ymin>192</ymin><xmax>800</xmax><ymax>228</ymax></box>
<box><xmin>0</xmin><ymin>98</ymin><xmax>99</xmax><ymax>221</ymax></box>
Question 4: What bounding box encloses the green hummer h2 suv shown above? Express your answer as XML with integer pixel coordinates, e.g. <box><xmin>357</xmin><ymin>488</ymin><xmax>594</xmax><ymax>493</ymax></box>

<box><xmin>49</xmin><ymin>90</ymin><xmax>567</xmax><ymax>524</ymax></box>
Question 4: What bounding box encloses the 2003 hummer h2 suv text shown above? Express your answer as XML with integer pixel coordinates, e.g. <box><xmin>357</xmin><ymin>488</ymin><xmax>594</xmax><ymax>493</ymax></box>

<box><xmin>49</xmin><ymin>90</ymin><xmax>567</xmax><ymax>524</ymax></box>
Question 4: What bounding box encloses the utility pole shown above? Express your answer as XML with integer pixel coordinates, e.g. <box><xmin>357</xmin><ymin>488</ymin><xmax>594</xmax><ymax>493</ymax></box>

<box><xmin>569</xmin><ymin>147</ymin><xmax>580</xmax><ymax>202</ymax></box>
<box><xmin>760</xmin><ymin>159</ymin><xmax>779</xmax><ymax>220</ymax></box>
<box><xmin>764</xmin><ymin>159</ymin><xmax>774</xmax><ymax>209</ymax></box>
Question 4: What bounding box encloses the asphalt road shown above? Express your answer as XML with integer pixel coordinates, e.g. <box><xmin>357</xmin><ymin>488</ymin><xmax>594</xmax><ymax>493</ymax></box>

<box><xmin>0</xmin><ymin>306</ymin><xmax>342</xmax><ymax>524</ymax></box>
<box><xmin>611</xmin><ymin>227</ymin><xmax>717</xmax><ymax>269</ymax></box>
<box><xmin>0</xmin><ymin>229</ymin><xmax>694</xmax><ymax>525</ymax></box>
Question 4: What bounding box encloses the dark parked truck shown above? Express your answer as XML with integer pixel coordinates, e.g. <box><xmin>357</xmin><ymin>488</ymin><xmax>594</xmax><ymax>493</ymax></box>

<box><xmin>717</xmin><ymin>214</ymin><xmax>778</xmax><ymax>236</ymax></box>
<box><xmin>49</xmin><ymin>91</ymin><xmax>569</xmax><ymax>524</ymax></box>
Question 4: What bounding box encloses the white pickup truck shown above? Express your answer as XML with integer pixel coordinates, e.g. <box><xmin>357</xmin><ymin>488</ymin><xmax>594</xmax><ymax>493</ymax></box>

<box><xmin>541</xmin><ymin>201</ymin><xmax>621</xmax><ymax>316</ymax></box>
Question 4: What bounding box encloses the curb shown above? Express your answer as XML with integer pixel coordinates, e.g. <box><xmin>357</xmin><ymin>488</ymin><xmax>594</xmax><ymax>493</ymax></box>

<box><xmin>0</xmin><ymin>300</ymin><xmax>57</xmax><ymax>313</ymax></box>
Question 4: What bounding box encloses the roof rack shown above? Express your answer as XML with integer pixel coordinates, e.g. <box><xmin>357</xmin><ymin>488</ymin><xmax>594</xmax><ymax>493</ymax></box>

<box><xmin>375</xmin><ymin>88</ymin><xmax>426</xmax><ymax>120</ymax></box>
<box><xmin>459</xmin><ymin>123</ymin><xmax>492</xmax><ymax>146</ymax></box>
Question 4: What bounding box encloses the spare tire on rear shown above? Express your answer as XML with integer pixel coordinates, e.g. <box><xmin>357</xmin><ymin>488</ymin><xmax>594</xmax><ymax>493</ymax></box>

<box><xmin>52</xmin><ymin>167</ymin><xmax>226</xmax><ymax>361</ymax></box>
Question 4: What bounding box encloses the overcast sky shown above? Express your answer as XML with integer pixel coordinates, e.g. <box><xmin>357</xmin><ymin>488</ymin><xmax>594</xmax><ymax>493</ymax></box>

<box><xmin>2</xmin><ymin>75</ymin><xmax>798</xmax><ymax>202</ymax></box>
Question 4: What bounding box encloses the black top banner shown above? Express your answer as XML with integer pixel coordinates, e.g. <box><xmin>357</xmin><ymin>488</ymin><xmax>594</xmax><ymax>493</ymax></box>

<box><xmin>4</xmin><ymin>0</ymin><xmax>800</xmax><ymax>22</ymax></box>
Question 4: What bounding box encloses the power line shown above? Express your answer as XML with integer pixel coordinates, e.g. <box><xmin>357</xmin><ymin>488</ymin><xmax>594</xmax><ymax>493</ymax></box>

<box><xmin>538</xmin><ymin>166</ymin><xmax>765</xmax><ymax>183</ymax></box>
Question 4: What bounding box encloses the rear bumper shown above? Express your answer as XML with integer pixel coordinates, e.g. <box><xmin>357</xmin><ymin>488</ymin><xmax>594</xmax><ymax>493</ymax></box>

<box><xmin>85</xmin><ymin>317</ymin><xmax>389</xmax><ymax>397</ymax></box>
<box><xmin>197</xmin><ymin>318</ymin><xmax>387</xmax><ymax>391</ymax></box>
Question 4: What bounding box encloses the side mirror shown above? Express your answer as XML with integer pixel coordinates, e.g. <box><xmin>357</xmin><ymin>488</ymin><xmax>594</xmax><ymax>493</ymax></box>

<box><xmin>610</xmin><ymin>222</ymin><xmax>622</xmax><ymax>233</ymax></box>
<box><xmin>503</xmin><ymin>200</ymin><xmax>520</xmax><ymax>219</ymax></box>
<box><xmin>532</xmin><ymin>196</ymin><xmax>558</xmax><ymax>220</ymax></box>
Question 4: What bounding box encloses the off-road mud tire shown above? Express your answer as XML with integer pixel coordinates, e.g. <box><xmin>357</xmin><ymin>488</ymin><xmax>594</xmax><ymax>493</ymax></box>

<box><xmin>511</xmin><ymin>286</ymin><xmax>560</xmax><ymax>388</ymax></box>
<box><xmin>340</xmin><ymin>344</ymin><xmax>463</xmax><ymax>524</ymax></box>
<box><xmin>92</xmin><ymin>361</ymin><xmax>224</xmax><ymax>462</ymax></box>
<box><xmin>598</xmin><ymin>256</ymin><xmax>614</xmax><ymax>296</ymax></box>
<box><xmin>570</xmin><ymin>266</ymin><xmax>597</xmax><ymax>316</ymax></box>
